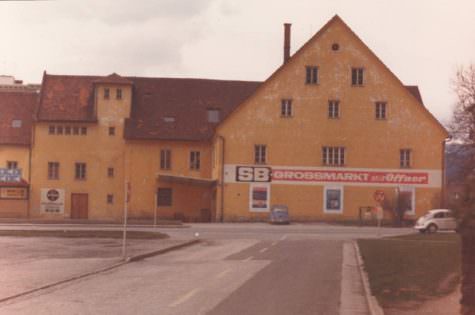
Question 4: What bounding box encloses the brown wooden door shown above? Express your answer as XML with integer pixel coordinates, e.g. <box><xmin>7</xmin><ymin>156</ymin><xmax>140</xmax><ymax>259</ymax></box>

<box><xmin>71</xmin><ymin>193</ymin><xmax>88</xmax><ymax>219</ymax></box>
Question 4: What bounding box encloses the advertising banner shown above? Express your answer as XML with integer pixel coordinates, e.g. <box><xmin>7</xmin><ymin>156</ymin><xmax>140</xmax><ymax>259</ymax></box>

<box><xmin>226</xmin><ymin>165</ymin><xmax>441</xmax><ymax>188</ymax></box>
<box><xmin>249</xmin><ymin>183</ymin><xmax>270</xmax><ymax>212</ymax></box>
<box><xmin>40</xmin><ymin>188</ymin><xmax>65</xmax><ymax>214</ymax></box>
<box><xmin>0</xmin><ymin>187</ymin><xmax>28</xmax><ymax>199</ymax></box>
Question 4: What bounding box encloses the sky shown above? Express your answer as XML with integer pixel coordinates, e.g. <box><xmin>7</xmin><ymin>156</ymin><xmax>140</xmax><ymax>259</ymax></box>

<box><xmin>0</xmin><ymin>0</ymin><xmax>474</xmax><ymax>125</ymax></box>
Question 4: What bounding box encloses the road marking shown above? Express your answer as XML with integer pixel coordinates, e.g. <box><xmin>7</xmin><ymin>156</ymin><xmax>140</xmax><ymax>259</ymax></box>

<box><xmin>259</xmin><ymin>247</ymin><xmax>268</xmax><ymax>253</ymax></box>
<box><xmin>169</xmin><ymin>288</ymin><xmax>200</xmax><ymax>307</ymax></box>
<box><xmin>280</xmin><ymin>234</ymin><xmax>287</xmax><ymax>241</ymax></box>
<box><xmin>216</xmin><ymin>269</ymin><xmax>231</xmax><ymax>279</ymax></box>
<box><xmin>271</xmin><ymin>242</ymin><xmax>278</xmax><ymax>246</ymax></box>
<box><xmin>244</xmin><ymin>256</ymin><xmax>254</xmax><ymax>261</ymax></box>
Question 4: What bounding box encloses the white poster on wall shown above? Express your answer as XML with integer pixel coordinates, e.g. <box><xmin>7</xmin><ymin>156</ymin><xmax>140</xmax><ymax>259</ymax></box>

<box><xmin>249</xmin><ymin>183</ymin><xmax>270</xmax><ymax>212</ymax></box>
<box><xmin>40</xmin><ymin>188</ymin><xmax>65</xmax><ymax>214</ymax></box>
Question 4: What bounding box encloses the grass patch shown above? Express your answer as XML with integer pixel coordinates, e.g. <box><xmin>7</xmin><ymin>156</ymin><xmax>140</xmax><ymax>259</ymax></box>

<box><xmin>358</xmin><ymin>233</ymin><xmax>461</xmax><ymax>307</ymax></box>
<box><xmin>0</xmin><ymin>229</ymin><xmax>169</xmax><ymax>239</ymax></box>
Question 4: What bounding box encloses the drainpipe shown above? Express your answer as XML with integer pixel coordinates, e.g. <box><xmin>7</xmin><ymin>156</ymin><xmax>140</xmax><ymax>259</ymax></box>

<box><xmin>218</xmin><ymin>135</ymin><xmax>225</xmax><ymax>222</ymax></box>
<box><xmin>441</xmin><ymin>136</ymin><xmax>451</xmax><ymax>208</ymax></box>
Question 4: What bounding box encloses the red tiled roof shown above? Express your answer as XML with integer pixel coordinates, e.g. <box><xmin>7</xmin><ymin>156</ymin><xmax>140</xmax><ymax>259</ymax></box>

<box><xmin>124</xmin><ymin>77</ymin><xmax>260</xmax><ymax>141</ymax></box>
<box><xmin>0</xmin><ymin>91</ymin><xmax>38</xmax><ymax>145</ymax></box>
<box><xmin>37</xmin><ymin>73</ymin><xmax>99</xmax><ymax>122</ymax></box>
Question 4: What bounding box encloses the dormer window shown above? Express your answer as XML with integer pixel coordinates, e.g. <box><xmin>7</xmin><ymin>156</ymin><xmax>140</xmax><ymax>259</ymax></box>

<box><xmin>104</xmin><ymin>88</ymin><xmax>110</xmax><ymax>100</ymax></box>
<box><xmin>207</xmin><ymin>109</ymin><xmax>220</xmax><ymax>123</ymax></box>
<box><xmin>163</xmin><ymin>117</ymin><xmax>175</xmax><ymax>123</ymax></box>
<box><xmin>116</xmin><ymin>88</ymin><xmax>122</xmax><ymax>100</ymax></box>
<box><xmin>11</xmin><ymin>120</ymin><xmax>22</xmax><ymax>128</ymax></box>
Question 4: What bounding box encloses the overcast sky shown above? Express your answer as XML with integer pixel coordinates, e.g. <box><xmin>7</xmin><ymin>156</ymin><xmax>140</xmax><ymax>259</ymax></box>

<box><xmin>0</xmin><ymin>0</ymin><xmax>474</xmax><ymax>124</ymax></box>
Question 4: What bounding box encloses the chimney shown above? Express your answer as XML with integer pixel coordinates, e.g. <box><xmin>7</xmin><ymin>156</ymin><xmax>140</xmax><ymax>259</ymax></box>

<box><xmin>283</xmin><ymin>23</ymin><xmax>291</xmax><ymax>64</ymax></box>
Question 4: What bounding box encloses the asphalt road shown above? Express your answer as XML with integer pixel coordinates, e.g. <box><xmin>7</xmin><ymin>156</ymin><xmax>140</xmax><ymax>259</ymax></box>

<box><xmin>0</xmin><ymin>223</ymin><xmax>413</xmax><ymax>314</ymax></box>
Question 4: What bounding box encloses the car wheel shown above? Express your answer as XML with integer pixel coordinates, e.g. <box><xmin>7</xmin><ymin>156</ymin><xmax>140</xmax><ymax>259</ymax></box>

<box><xmin>418</xmin><ymin>229</ymin><xmax>426</xmax><ymax>234</ymax></box>
<box><xmin>427</xmin><ymin>224</ymin><xmax>438</xmax><ymax>233</ymax></box>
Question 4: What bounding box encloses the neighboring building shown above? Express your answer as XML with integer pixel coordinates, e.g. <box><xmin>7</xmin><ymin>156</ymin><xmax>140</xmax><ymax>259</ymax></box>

<box><xmin>7</xmin><ymin>15</ymin><xmax>449</xmax><ymax>222</ymax></box>
<box><xmin>0</xmin><ymin>75</ymin><xmax>41</xmax><ymax>93</ymax></box>
<box><xmin>0</xmin><ymin>91</ymin><xmax>38</xmax><ymax>217</ymax></box>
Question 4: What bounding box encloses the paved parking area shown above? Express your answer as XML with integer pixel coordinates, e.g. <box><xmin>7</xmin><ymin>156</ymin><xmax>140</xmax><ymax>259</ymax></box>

<box><xmin>0</xmin><ymin>236</ymin><xmax>185</xmax><ymax>301</ymax></box>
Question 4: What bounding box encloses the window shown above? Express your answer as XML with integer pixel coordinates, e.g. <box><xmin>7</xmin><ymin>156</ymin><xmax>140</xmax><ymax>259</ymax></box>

<box><xmin>163</xmin><ymin>117</ymin><xmax>176</xmax><ymax>123</ymax></box>
<box><xmin>81</xmin><ymin>127</ymin><xmax>87</xmax><ymax>135</ymax></box>
<box><xmin>48</xmin><ymin>162</ymin><xmax>60</xmax><ymax>180</ymax></box>
<box><xmin>48</xmin><ymin>125</ymin><xmax>55</xmax><ymax>135</ymax></box>
<box><xmin>281</xmin><ymin>99</ymin><xmax>292</xmax><ymax>117</ymax></box>
<box><xmin>400</xmin><ymin>149</ymin><xmax>411</xmax><ymax>168</ymax></box>
<box><xmin>65</xmin><ymin>126</ymin><xmax>71</xmax><ymax>135</ymax></box>
<box><xmin>375</xmin><ymin>102</ymin><xmax>387</xmax><ymax>120</ymax></box>
<box><xmin>108</xmin><ymin>127</ymin><xmax>115</xmax><ymax>136</ymax></box>
<box><xmin>73</xmin><ymin>126</ymin><xmax>79</xmax><ymax>135</ymax></box>
<box><xmin>7</xmin><ymin>161</ymin><xmax>18</xmax><ymax>169</ymax></box>
<box><xmin>305</xmin><ymin>66</ymin><xmax>318</xmax><ymax>84</ymax></box>
<box><xmin>324</xmin><ymin>186</ymin><xmax>344</xmax><ymax>213</ymax></box>
<box><xmin>157</xmin><ymin>188</ymin><xmax>172</xmax><ymax>207</ymax></box>
<box><xmin>207</xmin><ymin>109</ymin><xmax>220</xmax><ymax>123</ymax></box>
<box><xmin>255</xmin><ymin>144</ymin><xmax>267</xmax><ymax>164</ymax></box>
<box><xmin>104</xmin><ymin>88</ymin><xmax>110</xmax><ymax>100</ymax></box>
<box><xmin>57</xmin><ymin>125</ymin><xmax>63</xmax><ymax>135</ymax></box>
<box><xmin>322</xmin><ymin>146</ymin><xmax>345</xmax><ymax>166</ymax></box>
<box><xmin>160</xmin><ymin>149</ymin><xmax>171</xmax><ymax>170</ymax></box>
<box><xmin>116</xmin><ymin>88</ymin><xmax>122</xmax><ymax>100</ymax></box>
<box><xmin>328</xmin><ymin>100</ymin><xmax>340</xmax><ymax>119</ymax></box>
<box><xmin>107</xmin><ymin>167</ymin><xmax>114</xmax><ymax>178</ymax></box>
<box><xmin>107</xmin><ymin>194</ymin><xmax>114</xmax><ymax>204</ymax></box>
<box><xmin>11</xmin><ymin>120</ymin><xmax>22</xmax><ymax>128</ymax></box>
<box><xmin>351</xmin><ymin>68</ymin><xmax>364</xmax><ymax>86</ymax></box>
<box><xmin>75</xmin><ymin>162</ymin><xmax>86</xmax><ymax>180</ymax></box>
<box><xmin>190</xmin><ymin>151</ymin><xmax>200</xmax><ymax>170</ymax></box>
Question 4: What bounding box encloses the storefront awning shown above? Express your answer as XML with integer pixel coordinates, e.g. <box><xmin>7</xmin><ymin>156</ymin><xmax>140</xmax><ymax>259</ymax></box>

<box><xmin>157</xmin><ymin>173</ymin><xmax>217</xmax><ymax>187</ymax></box>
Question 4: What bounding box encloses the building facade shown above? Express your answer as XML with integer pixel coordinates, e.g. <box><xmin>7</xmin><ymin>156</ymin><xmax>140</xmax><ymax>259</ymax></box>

<box><xmin>2</xmin><ymin>15</ymin><xmax>448</xmax><ymax>222</ymax></box>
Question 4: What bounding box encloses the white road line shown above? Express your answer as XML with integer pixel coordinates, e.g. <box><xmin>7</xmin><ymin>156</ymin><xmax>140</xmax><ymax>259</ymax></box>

<box><xmin>168</xmin><ymin>288</ymin><xmax>200</xmax><ymax>307</ymax></box>
<box><xmin>280</xmin><ymin>234</ymin><xmax>287</xmax><ymax>241</ymax></box>
<box><xmin>216</xmin><ymin>269</ymin><xmax>231</xmax><ymax>279</ymax></box>
<box><xmin>259</xmin><ymin>247</ymin><xmax>268</xmax><ymax>253</ymax></box>
<box><xmin>244</xmin><ymin>256</ymin><xmax>254</xmax><ymax>261</ymax></box>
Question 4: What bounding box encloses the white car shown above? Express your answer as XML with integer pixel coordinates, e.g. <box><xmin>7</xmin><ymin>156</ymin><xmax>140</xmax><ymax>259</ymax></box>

<box><xmin>414</xmin><ymin>209</ymin><xmax>457</xmax><ymax>233</ymax></box>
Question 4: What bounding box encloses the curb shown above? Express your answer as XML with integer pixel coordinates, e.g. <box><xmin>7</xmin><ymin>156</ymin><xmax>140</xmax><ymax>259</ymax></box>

<box><xmin>353</xmin><ymin>241</ymin><xmax>385</xmax><ymax>315</ymax></box>
<box><xmin>0</xmin><ymin>239</ymin><xmax>200</xmax><ymax>305</ymax></box>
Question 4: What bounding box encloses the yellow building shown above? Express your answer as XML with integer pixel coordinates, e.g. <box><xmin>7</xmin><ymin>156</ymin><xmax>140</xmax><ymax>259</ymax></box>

<box><xmin>0</xmin><ymin>91</ymin><xmax>38</xmax><ymax>218</ymax></box>
<box><xmin>22</xmin><ymin>15</ymin><xmax>448</xmax><ymax>222</ymax></box>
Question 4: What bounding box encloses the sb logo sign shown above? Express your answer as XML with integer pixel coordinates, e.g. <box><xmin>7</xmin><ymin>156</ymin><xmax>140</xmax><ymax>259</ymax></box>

<box><xmin>236</xmin><ymin>166</ymin><xmax>272</xmax><ymax>182</ymax></box>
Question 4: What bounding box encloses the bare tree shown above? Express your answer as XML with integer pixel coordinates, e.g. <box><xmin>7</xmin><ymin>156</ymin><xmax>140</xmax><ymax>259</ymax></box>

<box><xmin>450</xmin><ymin>65</ymin><xmax>475</xmax><ymax>315</ymax></box>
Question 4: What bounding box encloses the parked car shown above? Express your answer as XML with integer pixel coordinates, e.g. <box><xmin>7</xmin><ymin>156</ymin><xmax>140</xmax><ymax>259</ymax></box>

<box><xmin>414</xmin><ymin>209</ymin><xmax>457</xmax><ymax>233</ymax></box>
<box><xmin>269</xmin><ymin>205</ymin><xmax>290</xmax><ymax>224</ymax></box>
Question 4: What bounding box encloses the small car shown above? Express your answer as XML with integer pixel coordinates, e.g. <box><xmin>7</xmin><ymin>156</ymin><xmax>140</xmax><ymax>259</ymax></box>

<box><xmin>269</xmin><ymin>204</ymin><xmax>290</xmax><ymax>224</ymax></box>
<box><xmin>414</xmin><ymin>209</ymin><xmax>457</xmax><ymax>233</ymax></box>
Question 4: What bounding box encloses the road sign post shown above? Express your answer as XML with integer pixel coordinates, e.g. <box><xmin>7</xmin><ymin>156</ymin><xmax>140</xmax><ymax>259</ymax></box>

<box><xmin>122</xmin><ymin>181</ymin><xmax>130</xmax><ymax>260</ymax></box>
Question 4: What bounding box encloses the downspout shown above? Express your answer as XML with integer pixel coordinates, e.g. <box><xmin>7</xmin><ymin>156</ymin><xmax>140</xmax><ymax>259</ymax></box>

<box><xmin>218</xmin><ymin>135</ymin><xmax>225</xmax><ymax>222</ymax></box>
<box><xmin>441</xmin><ymin>137</ymin><xmax>451</xmax><ymax>208</ymax></box>
<box><xmin>27</xmin><ymin>134</ymin><xmax>33</xmax><ymax>219</ymax></box>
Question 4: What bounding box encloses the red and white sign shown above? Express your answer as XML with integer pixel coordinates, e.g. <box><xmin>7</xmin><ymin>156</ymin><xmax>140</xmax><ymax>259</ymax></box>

<box><xmin>226</xmin><ymin>165</ymin><xmax>440</xmax><ymax>188</ymax></box>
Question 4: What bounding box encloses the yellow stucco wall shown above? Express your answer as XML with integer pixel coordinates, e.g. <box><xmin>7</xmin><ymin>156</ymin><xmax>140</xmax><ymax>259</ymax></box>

<box><xmin>215</xmin><ymin>18</ymin><xmax>446</xmax><ymax>221</ymax></box>
<box><xmin>125</xmin><ymin>140</ymin><xmax>212</xmax><ymax>221</ymax></box>
<box><xmin>29</xmin><ymin>85</ymin><xmax>131</xmax><ymax>220</ymax></box>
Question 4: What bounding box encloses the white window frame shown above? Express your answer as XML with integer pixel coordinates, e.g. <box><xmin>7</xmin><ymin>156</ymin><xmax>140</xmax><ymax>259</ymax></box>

<box><xmin>398</xmin><ymin>186</ymin><xmax>415</xmax><ymax>215</ymax></box>
<box><xmin>328</xmin><ymin>100</ymin><xmax>340</xmax><ymax>119</ymax></box>
<box><xmin>254</xmin><ymin>144</ymin><xmax>267</xmax><ymax>164</ymax></box>
<box><xmin>322</xmin><ymin>146</ymin><xmax>345</xmax><ymax>166</ymax></box>
<box><xmin>400</xmin><ymin>149</ymin><xmax>411</xmax><ymax>168</ymax></box>
<box><xmin>375</xmin><ymin>102</ymin><xmax>387</xmax><ymax>120</ymax></box>
<box><xmin>249</xmin><ymin>183</ymin><xmax>271</xmax><ymax>212</ymax></box>
<box><xmin>323</xmin><ymin>185</ymin><xmax>344</xmax><ymax>213</ymax></box>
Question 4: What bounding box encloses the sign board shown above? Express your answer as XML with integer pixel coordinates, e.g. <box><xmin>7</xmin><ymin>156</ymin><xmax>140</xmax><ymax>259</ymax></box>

<box><xmin>0</xmin><ymin>168</ymin><xmax>21</xmax><ymax>183</ymax></box>
<box><xmin>226</xmin><ymin>165</ymin><xmax>441</xmax><ymax>188</ymax></box>
<box><xmin>40</xmin><ymin>188</ymin><xmax>65</xmax><ymax>214</ymax></box>
<box><xmin>0</xmin><ymin>187</ymin><xmax>28</xmax><ymax>199</ymax></box>
<box><xmin>249</xmin><ymin>183</ymin><xmax>270</xmax><ymax>212</ymax></box>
